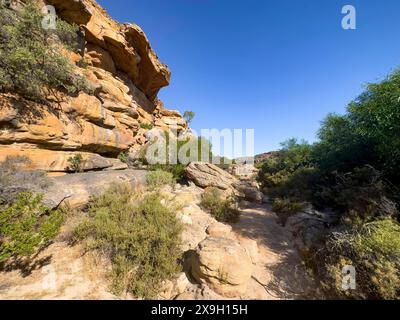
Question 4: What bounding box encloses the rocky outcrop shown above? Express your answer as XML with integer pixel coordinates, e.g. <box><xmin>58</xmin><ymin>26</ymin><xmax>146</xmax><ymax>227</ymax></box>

<box><xmin>230</xmin><ymin>163</ymin><xmax>258</xmax><ymax>179</ymax></box>
<box><xmin>185</xmin><ymin>162</ymin><xmax>264</xmax><ymax>203</ymax></box>
<box><xmin>0</xmin><ymin>0</ymin><xmax>187</xmax><ymax>171</ymax></box>
<box><xmin>286</xmin><ymin>208</ymin><xmax>339</xmax><ymax>253</ymax></box>
<box><xmin>43</xmin><ymin>169</ymin><xmax>147</xmax><ymax>209</ymax></box>
<box><xmin>206</xmin><ymin>222</ymin><xmax>233</xmax><ymax>238</ymax></box>
<box><xmin>233</xmin><ymin>180</ymin><xmax>263</xmax><ymax>203</ymax></box>
<box><xmin>46</xmin><ymin>0</ymin><xmax>170</xmax><ymax>101</ymax></box>
<box><xmin>185</xmin><ymin>162</ymin><xmax>238</xmax><ymax>190</ymax></box>
<box><xmin>190</xmin><ymin>237</ymin><xmax>254</xmax><ymax>298</ymax></box>
<box><xmin>0</xmin><ymin>145</ymin><xmax>126</xmax><ymax>172</ymax></box>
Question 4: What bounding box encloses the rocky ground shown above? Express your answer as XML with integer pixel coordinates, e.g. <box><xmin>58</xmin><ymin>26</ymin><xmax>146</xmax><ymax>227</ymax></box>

<box><xmin>0</xmin><ymin>167</ymin><xmax>318</xmax><ymax>300</ymax></box>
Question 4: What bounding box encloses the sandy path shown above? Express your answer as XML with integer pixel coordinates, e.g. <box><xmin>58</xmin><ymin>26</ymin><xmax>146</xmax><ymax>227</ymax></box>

<box><xmin>233</xmin><ymin>203</ymin><xmax>317</xmax><ymax>299</ymax></box>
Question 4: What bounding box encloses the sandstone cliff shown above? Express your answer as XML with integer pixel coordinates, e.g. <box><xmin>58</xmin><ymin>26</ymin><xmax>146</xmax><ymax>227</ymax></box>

<box><xmin>0</xmin><ymin>0</ymin><xmax>187</xmax><ymax>171</ymax></box>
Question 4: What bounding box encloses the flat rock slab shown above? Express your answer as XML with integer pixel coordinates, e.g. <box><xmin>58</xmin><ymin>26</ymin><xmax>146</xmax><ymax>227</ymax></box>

<box><xmin>43</xmin><ymin>169</ymin><xmax>147</xmax><ymax>209</ymax></box>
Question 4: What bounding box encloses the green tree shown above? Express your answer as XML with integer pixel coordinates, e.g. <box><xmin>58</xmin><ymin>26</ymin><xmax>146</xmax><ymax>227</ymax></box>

<box><xmin>183</xmin><ymin>111</ymin><xmax>195</xmax><ymax>124</ymax></box>
<box><xmin>312</xmin><ymin>113</ymin><xmax>376</xmax><ymax>173</ymax></box>
<box><xmin>0</xmin><ymin>1</ymin><xmax>90</xmax><ymax>101</ymax></box>
<box><xmin>348</xmin><ymin>70</ymin><xmax>400</xmax><ymax>183</ymax></box>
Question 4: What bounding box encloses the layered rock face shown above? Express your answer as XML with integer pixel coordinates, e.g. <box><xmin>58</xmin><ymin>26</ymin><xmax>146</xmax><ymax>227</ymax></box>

<box><xmin>0</xmin><ymin>0</ymin><xmax>187</xmax><ymax>171</ymax></box>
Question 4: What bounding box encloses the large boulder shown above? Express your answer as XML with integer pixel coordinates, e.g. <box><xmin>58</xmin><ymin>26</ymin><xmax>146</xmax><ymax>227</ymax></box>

<box><xmin>190</xmin><ymin>237</ymin><xmax>253</xmax><ymax>297</ymax></box>
<box><xmin>206</xmin><ymin>222</ymin><xmax>232</xmax><ymax>238</ymax></box>
<box><xmin>230</xmin><ymin>163</ymin><xmax>258</xmax><ymax>179</ymax></box>
<box><xmin>185</xmin><ymin>162</ymin><xmax>237</xmax><ymax>190</ymax></box>
<box><xmin>286</xmin><ymin>208</ymin><xmax>339</xmax><ymax>253</ymax></box>
<box><xmin>43</xmin><ymin>169</ymin><xmax>147</xmax><ymax>209</ymax></box>
<box><xmin>233</xmin><ymin>180</ymin><xmax>263</xmax><ymax>203</ymax></box>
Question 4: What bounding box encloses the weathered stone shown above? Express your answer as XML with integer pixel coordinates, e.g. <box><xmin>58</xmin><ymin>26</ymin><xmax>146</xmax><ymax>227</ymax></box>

<box><xmin>159</xmin><ymin>273</ymin><xmax>190</xmax><ymax>300</ymax></box>
<box><xmin>286</xmin><ymin>209</ymin><xmax>339</xmax><ymax>253</ymax></box>
<box><xmin>44</xmin><ymin>169</ymin><xmax>147</xmax><ymax>209</ymax></box>
<box><xmin>179</xmin><ymin>204</ymin><xmax>214</xmax><ymax>252</ymax></box>
<box><xmin>191</xmin><ymin>237</ymin><xmax>253</xmax><ymax>297</ymax></box>
<box><xmin>104</xmin><ymin>158</ymin><xmax>128</xmax><ymax>171</ymax></box>
<box><xmin>47</xmin><ymin>0</ymin><xmax>170</xmax><ymax>100</ymax></box>
<box><xmin>230</xmin><ymin>164</ymin><xmax>258</xmax><ymax>179</ymax></box>
<box><xmin>85</xmin><ymin>43</ymin><xmax>117</xmax><ymax>74</ymax></box>
<box><xmin>0</xmin><ymin>0</ymin><xmax>186</xmax><ymax>175</ymax></box>
<box><xmin>238</xmin><ymin>238</ymin><xmax>259</xmax><ymax>265</ymax></box>
<box><xmin>233</xmin><ymin>180</ymin><xmax>263</xmax><ymax>203</ymax></box>
<box><xmin>0</xmin><ymin>145</ymin><xmax>116</xmax><ymax>172</ymax></box>
<box><xmin>185</xmin><ymin>162</ymin><xmax>238</xmax><ymax>190</ymax></box>
<box><xmin>206</xmin><ymin>222</ymin><xmax>232</xmax><ymax>238</ymax></box>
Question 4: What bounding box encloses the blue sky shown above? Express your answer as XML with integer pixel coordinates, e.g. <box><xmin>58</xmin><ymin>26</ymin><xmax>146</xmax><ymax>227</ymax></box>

<box><xmin>98</xmin><ymin>0</ymin><xmax>400</xmax><ymax>155</ymax></box>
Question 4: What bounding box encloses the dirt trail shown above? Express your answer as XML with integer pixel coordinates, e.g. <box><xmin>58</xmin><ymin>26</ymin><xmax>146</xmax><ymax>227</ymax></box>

<box><xmin>234</xmin><ymin>203</ymin><xmax>317</xmax><ymax>300</ymax></box>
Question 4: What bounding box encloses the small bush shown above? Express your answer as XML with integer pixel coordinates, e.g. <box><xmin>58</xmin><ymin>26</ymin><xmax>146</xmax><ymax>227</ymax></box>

<box><xmin>140</xmin><ymin>123</ymin><xmax>154</xmax><ymax>130</ymax></box>
<box><xmin>272</xmin><ymin>198</ymin><xmax>306</xmax><ymax>214</ymax></box>
<box><xmin>0</xmin><ymin>191</ymin><xmax>63</xmax><ymax>264</ymax></box>
<box><xmin>146</xmin><ymin>170</ymin><xmax>176</xmax><ymax>190</ymax></box>
<box><xmin>272</xmin><ymin>198</ymin><xmax>306</xmax><ymax>225</ymax></box>
<box><xmin>314</xmin><ymin>166</ymin><xmax>397</xmax><ymax>221</ymax></box>
<box><xmin>309</xmin><ymin>219</ymin><xmax>400</xmax><ymax>299</ymax></box>
<box><xmin>201</xmin><ymin>187</ymin><xmax>240</xmax><ymax>223</ymax></box>
<box><xmin>67</xmin><ymin>154</ymin><xmax>84</xmax><ymax>173</ymax></box>
<box><xmin>72</xmin><ymin>184</ymin><xmax>183</xmax><ymax>299</ymax></box>
<box><xmin>118</xmin><ymin>152</ymin><xmax>127</xmax><ymax>163</ymax></box>
<box><xmin>148</xmin><ymin>163</ymin><xmax>186</xmax><ymax>183</ymax></box>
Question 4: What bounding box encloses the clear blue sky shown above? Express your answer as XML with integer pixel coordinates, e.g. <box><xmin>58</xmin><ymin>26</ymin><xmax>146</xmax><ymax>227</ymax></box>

<box><xmin>98</xmin><ymin>0</ymin><xmax>400</xmax><ymax>155</ymax></box>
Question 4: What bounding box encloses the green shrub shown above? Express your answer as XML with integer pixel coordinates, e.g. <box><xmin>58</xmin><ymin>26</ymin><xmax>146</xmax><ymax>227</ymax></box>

<box><xmin>272</xmin><ymin>198</ymin><xmax>306</xmax><ymax>214</ymax></box>
<box><xmin>312</xmin><ymin>166</ymin><xmax>398</xmax><ymax>221</ymax></box>
<box><xmin>140</xmin><ymin>122</ymin><xmax>154</xmax><ymax>130</ymax></box>
<box><xmin>259</xmin><ymin>139</ymin><xmax>314</xmax><ymax>189</ymax></box>
<box><xmin>72</xmin><ymin>184</ymin><xmax>183</xmax><ymax>299</ymax></box>
<box><xmin>118</xmin><ymin>152</ymin><xmax>127</xmax><ymax>163</ymax></box>
<box><xmin>0</xmin><ymin>191</ymin><xmax>63</xmax><ymax>264</ymax></box>
<box><xmin>146</xmin><ymin>170</ymin><xmax>176</xmax><ymax>190</ymax></box>
<box><xmin>308</xmin><ymin>219</ymin><xmax>400</xmax><ymax>299</ymax></box>
<box><xmin>272</xmin><ymin>198</ymin><xmax>306</xmax><ymax>225</ymax></box>
<box><xmin>148</xmin><ymin>163</ymin><xmax>186</xmax><ymax>183</ymax></box>
<box><xmin>0</xmin><ymin>1</ymin><xmax>90</xmax><ymax>101</ymax></box>
<box><xmin>67</xmin><ymin>154</ymin><xmax>84</xmax><ymax>173</ymax></box>
<box><xmin>201</xmin><ymin>187</ymin><xmax>240</xmax><ymax>223</ymax></box>
<box><xmin>312</xmin><ymin>69</ymin><xmax>400</xmax><ymax>193</ymax></box>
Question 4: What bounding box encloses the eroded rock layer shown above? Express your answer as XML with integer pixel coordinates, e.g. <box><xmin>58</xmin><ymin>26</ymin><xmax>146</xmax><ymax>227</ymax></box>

<box><xmin>0</xmin><ymin>0</ymin><xmax>187</xmax><ymax>171</ymax></box>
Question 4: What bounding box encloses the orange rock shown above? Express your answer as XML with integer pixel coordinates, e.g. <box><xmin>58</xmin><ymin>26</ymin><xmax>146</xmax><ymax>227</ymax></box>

<box><xmin>0</xmin><ymin>145</ymin><xmax>114</xmax><ymax>172</ymax></box>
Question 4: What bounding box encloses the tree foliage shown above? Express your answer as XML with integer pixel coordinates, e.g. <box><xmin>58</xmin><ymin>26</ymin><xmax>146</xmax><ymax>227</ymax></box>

<box><xmin>0</xmin><ymin>192</ymin><xmax>63</xmax><ymax>264</ymax></box>
<box><xmin>0</xmin><ymin>1</ymin><xmax>90</xmax><ymax>101</ymax></box>
<box><xmin>183</xmin><ymin>110</ymin><xmax>195</xmax><ymax>124</ymax></box>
